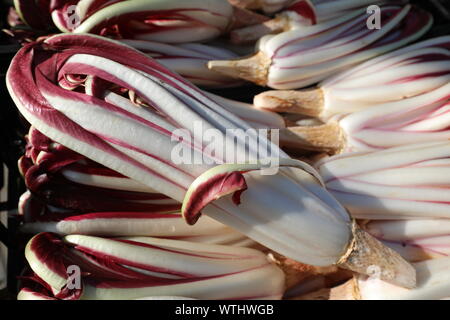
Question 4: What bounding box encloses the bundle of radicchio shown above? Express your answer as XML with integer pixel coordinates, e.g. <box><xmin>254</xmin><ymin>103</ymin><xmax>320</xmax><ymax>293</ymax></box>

<box><xmin>20</xmin><ymin>232</ymin><xmax>285</xmax><ymax>299</ymax></box>
<box><xmin>6</xmin><ymin>33</ymin><xmax>416</xmax><ymax>287</ymax></box>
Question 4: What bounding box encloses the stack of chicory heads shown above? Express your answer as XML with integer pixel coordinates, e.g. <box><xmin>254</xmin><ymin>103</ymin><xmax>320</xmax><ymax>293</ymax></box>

<box><xmin>55</xmin><ymin>0</ymin><xmax>232</xmax><ymax>42</ymax></box>
<box><xmin>13</xmin><ymin>0</ymin><xmax>53</xmax><ymax>30</ymax></box>
<box><xmin>254</xmin><ymin>36</ymin><xmax>450</xmax><ymax>153</ymax></box>
<box><xmin>120</xmin><ymin>40</ymin><xmax>242</xmax><ymax>88</ymax></box>
<box><xmin>6</xmin><ymin>33</ymin><xmax>416</xmax><ymax>287</ymax></box>
<box><xmin>19</xmin><ymin>232</ymin><xmax>285</xmax><ymax>300</ymax></box>
<box><xmin>209</xmin><ymin>4</ymin><xmax>433</xmax><ymax>89</ymax></box>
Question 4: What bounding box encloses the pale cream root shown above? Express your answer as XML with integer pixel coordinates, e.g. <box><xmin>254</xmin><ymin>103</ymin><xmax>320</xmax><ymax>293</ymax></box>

<box><xmin>208</xmin><ymin>51</ymin><xmax>271</xmax><ymax>86</ymax></box>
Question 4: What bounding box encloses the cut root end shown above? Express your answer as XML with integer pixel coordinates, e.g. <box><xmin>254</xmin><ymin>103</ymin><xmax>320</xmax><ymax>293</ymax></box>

<box><xmin>208</xmin><ymin>51</ymin><xmax>270</xmax><ymax>86</ymax></box>
<box><xmin>279</xmin><ymin>121</ymin><xmax>345</xmax><ymax>154</ymax></box>
<box><xmin>338</xmin><ymin>221</ymin><xmax>417</xmax><ymax>290</ymax></box>
<box><xmin>228</xmin><ymin>0</ymin><xmax>261</xmax><ymax>10</ymax></box>
<box><xmin>254</xmin><ymin>88</ymin><xmax>324</xmax><ymax>117</ymax></box>
<box><xmin>229</xmin><ymin>6</ymin><xmax>271</xmax><ymax>31</ymax></box>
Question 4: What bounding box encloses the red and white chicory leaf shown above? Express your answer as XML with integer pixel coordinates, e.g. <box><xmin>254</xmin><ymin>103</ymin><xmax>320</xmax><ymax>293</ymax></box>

<box><xmin>51</xmin><ymin>0</ymin><xmax>234</xmax><ymax>43</ymax></box>
<box><xmin>316</xmin><ymin>141</ymin><xmax>450</xmax><ymax>219</ymax></box>
<box><xmin>254</xmin><ymin>36</ymin><xmax>450</xmax><ymax>120</ymax></box>
<box><xmin>209</xmin><ymin>4</ymin><xmax>433</xmax><ymax>89</ymax></box>
<box><xmin>230</xmin><ymin>0</ymin><xmax>404</xmax><ymax>43</ymax></box>
<box><xmin>331</xmin><ymin>257</ymin><xmax>450</xmax><ymax>300</ymax></box>
<box><xmin>22</xmin><ymin>232</ymin><xmax>285</xmax><ymax>300</ymax></box>
<box><xmin>18</xmin><ymin>190</ymin><xmax>249</xmax><ymax>245</ymax></box>
<box><xmin>7</xmin><ymin>34</ymin><xmax>415</xmax><ymax>287</ymax></box>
